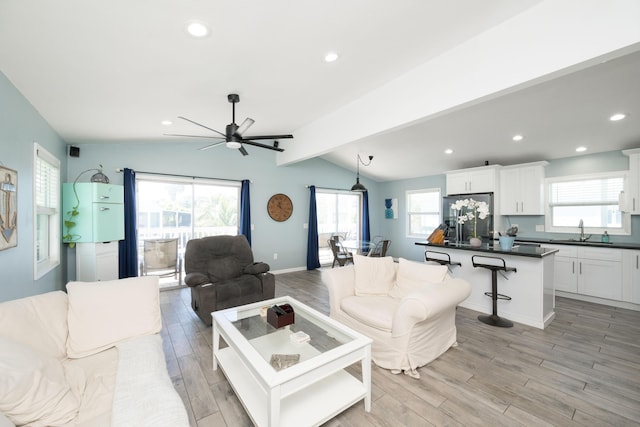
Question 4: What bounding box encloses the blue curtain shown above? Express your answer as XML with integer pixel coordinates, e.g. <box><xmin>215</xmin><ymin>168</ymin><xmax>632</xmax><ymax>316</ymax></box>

<box><xmin>118</xmin><ymin>168</ymin><xmax>138</xmax><ymax>278</ymax></box>
<box><xmin>306</xmin><ymin>185</ymin><xmax>321</xmax><ymax>270</ymax></box>
<box><xmin>362</xmin><ymin>190</ymin><xmax>371</xmax><ymax>243</ymax></box>
<box><xmin>239</xmin><ymin>179</ymin><xmax>251</xmax><ymax>246</ymax></box>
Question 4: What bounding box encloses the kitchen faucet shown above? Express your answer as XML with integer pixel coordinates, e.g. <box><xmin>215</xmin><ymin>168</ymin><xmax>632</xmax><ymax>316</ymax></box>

<box><xmin>578</xmin><ymin>219</ymin><xmax>591</xmax><ymax>242</ymax></box>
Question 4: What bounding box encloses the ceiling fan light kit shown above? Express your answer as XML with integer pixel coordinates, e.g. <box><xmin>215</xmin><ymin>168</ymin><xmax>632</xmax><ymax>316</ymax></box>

<box><xmin>165</xmin><ymin>93</ymin><xmax>293</xmax><ymax>156</ymax></box>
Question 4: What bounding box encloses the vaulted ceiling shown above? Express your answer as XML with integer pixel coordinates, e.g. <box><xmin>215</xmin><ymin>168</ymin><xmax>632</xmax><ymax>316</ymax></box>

<box><xmin>1</xmin><ymin>1</ymin><xmax>639</xmax><ymax>180</ymax></box>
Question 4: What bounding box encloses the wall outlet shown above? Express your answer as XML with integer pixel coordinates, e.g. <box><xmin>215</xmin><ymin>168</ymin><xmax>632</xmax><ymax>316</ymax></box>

<box><xmin>251</xmin><ymin>224</ymin><xmax>255</xmax><ymax>230</ymax></box>
<box><xmin>536</xmin><ymin>224</ymin><xmax>545</xmax><ymax>232</ymax></box>
<box><xmin>273</xmin><ymin>253</ymin><xmax>278</xmax><ymax>260</ymax></box>
<box><xmin>303</xmin><ymin>223</ymin><xmax>308</xmax><ymax>229</ymax></box>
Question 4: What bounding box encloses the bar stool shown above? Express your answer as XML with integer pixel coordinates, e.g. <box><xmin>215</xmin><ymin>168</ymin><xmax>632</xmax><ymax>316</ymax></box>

<box><xmin>424</xmin><ymin>250</ymin><xmax>462</xmax><ymax>273</ymax></box>
<box><xmin>471</xmin><ymin>255</ymin><xmax>517</xmax><ymax>328</ymax></box>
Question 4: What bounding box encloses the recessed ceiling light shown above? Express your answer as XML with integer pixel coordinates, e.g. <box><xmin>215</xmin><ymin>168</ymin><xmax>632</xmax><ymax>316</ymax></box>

<box><xmin>609</xmin><ymin>113</ymin><xmax>626</xmax><ymax>121</ymax></box>
<box><xmin>512</xmin><ymin>134</ymin><xmax>524</xmax><ymax>142</ymax></box>
<box><xmin>186</xmin><ymin>21</ymin><xmax>209</xmax><ymax>38</ymax></box>
<box><xmin>324</xmin><ymin>52</ymin><xmax>339</xmax><ymax>62</ymax></box>
<box><xmin>161</xmin><ymin>120</ymin><xmax>172</xmax><ymax>126</ymax></box>
<box><xmin>444</xmin><ymin>149</ymin><xmax>453</xmax><ymax>154</ymax></box>
<box><xmin>576</xmin><ymin>146</ymin><xmax>587</xmax><ymax>152</ymax></box>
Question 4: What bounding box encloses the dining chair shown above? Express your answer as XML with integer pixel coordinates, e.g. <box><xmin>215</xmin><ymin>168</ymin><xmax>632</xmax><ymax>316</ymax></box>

<box><xmin>328</xmin><ymin>239</ymin><xmax>353</xmax><ymax>267</ymax></box>
<box><xmin>368</xmin><ymin>239</ymin><xmax>391</xmax><ymax>257</ymax></box>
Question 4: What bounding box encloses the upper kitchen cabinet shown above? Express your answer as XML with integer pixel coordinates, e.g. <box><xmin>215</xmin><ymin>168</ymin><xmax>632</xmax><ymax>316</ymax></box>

<box><xmin>445</xmin><ymin>165</ymin><xmax>501</xmax><ymax>195</ymax></box>
<box><xmin>623</xmin><ymin>149</ymin><xmax>640</xmax><ymax>214</ymax></box>
<box><xmin>500</xmin><ymin>161</ymin><xmax>548</xmax><ymax>215</ymax></box>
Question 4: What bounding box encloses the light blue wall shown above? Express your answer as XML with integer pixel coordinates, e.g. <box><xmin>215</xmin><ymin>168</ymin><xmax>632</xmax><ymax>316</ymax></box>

<box><xmin>2</xmin><ymin>67</ymin><xmax>638</xmax><ymax>302</ymax></box>
<box><xmin>0</xmin><ymin>72</ymin><xmax>68</xmax><ymax>302</ymax></box>
<box><xmin>379</xmin><ymin>174</ymin><xmax>446</xmax><ymax>263</ymax></box>
<box><xmin>65</xmin><ymin>141</ymin><xmax>381</xmax><ymax>274</ymax></box>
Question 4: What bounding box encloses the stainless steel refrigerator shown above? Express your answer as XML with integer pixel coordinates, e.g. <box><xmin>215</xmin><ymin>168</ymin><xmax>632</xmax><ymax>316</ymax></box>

<box><xmin>442</xmin><ymin>192</ymin><xmax>494</xmax><ymax>244</ymax></box>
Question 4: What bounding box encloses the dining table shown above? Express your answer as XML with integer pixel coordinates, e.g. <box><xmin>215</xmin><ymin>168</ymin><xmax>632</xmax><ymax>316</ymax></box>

<box><xmin>341</xmin><ymin>240</ymin><xmax>374</xmax><ymax>255</ymax></box>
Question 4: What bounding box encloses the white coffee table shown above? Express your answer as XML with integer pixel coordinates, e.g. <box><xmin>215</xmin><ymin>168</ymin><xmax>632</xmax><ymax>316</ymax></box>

<box><xmin>212</xmin><ymin>296</ymin><xmax>372</xmax><ymax>427</ymax></box>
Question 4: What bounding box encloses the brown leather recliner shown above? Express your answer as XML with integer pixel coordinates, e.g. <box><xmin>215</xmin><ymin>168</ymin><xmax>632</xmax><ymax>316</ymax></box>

<box><xmin>184</xmin><ymin>235</ymin><xmax>275</xmax><ymax>325</ymax></box>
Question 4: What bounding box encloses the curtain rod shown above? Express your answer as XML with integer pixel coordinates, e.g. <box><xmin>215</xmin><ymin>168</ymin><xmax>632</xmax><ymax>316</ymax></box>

<box><xmin>116</xmin><ymin>168</ymin><xmax>250</xmax><ymax>183</ymax></box>
<box><xmin>305</xmin><ymin>185</ymin><xmax>352</xmax><ymax>192</ymax></box>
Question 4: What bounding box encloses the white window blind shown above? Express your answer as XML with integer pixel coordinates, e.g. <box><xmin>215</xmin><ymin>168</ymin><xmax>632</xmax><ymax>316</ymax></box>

<box><xmin>33</xmin><ymin>143</ymin><xmax>60</xmax><ymax>279</ymax></box>
<box><xmin>549</xmin><ymin>177</ymin><xmax>624</xmax><ymax>206</ymax></box>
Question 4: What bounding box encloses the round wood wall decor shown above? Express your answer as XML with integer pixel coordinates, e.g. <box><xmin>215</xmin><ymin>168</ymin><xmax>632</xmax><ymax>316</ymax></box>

<box><xmin>267</xmin><ymin>193</ymin><xmax>293</xmax><ymax>222</ymax></box>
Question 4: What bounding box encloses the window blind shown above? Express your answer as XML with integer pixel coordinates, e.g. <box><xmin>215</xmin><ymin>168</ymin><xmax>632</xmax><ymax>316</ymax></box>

<box><xmin>549</xmin><ymin>177</ymin><xmax>623</xmax><ymax>206</ymax></box>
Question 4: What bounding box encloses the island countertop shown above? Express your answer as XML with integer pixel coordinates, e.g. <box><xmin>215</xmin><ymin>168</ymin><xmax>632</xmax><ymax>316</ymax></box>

<box><xmin>415</xmin><ymin>241</ymin><xmax>558</xmax><ymax>258</ymax></box>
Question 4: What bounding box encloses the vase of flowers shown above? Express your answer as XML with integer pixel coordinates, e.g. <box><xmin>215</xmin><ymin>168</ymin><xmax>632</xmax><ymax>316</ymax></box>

<box><xmin>451</xmin><ymin>198</ymin><xmax>490</xmax><ymax>247</ymax></box>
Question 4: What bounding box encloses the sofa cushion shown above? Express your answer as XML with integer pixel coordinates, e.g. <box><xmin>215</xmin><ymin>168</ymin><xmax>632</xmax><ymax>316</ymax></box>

<box><xmin>0</xmin><ymin>291</ymin><xmax>69</xmax><ymax>360</ymax></box>
<box><xmin>0</xmin><ymin>337</ymin><xmax>82</xmax><ymax>427</ymax></box>
<box><xmin>353</xmin><ymin>254</ymin><xmax>396</xmax><ymax>296</ymax></box>
<box><xmin>341</xmin><ymin>295</ymin><xmax>399</xmax><ymax>333</ymax></box>
<box><xmin>388</xmin><ymin>258</ymin><xmax>448</xmax><ymax>299</ymax></box>
<box><xmin>66</xmin><ymin>276</ymin><xmax>161</xmax><ymax>358</ymax></box>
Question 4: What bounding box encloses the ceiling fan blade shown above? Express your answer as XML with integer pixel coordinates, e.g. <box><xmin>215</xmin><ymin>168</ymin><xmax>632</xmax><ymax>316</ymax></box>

<box><xmin>238</xmin><ymin>146</ymin><xmax>249</xmax><ymax>156</ymax></box>
<box><xmin>199</xmin><ymin>141</ymin><xmax>226</xmax><ymax>151</ymax></box>
<box><xmin>178</xmin><ymin>116</ymin><xmax>226</xmax><ymax>138</ymax></box>
<box><xmin>236</xmin><ymin>118</ymin><xmax>255</xmax><ymax>136</ymax></box>
<box><xmin>242</xmin><ymin>140</ymin><xmax>285</xmax><ymax>152</ymax></box>
<box><xmin>164</xmin><ymin>133</ymin><xmax>225</xmax><ymax>139</ymax></box>
<box><xmin>242</xmin><ymin>134</ymin><xmax>293</xmax><ymax>141</ymax></box>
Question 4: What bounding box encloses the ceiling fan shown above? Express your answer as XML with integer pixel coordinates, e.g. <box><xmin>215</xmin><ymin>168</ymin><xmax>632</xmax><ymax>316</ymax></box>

<box><xmin>165</xmin><ymin>93</ymin><xmax>293</xmax><ymax>156</ymax></box>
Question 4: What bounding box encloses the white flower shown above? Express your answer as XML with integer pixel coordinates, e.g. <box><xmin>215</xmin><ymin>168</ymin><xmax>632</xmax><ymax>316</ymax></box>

<box><xmin>450</xmin><ymin>198</ymin><xmax>490</xmax><ymax>238</ymax></box>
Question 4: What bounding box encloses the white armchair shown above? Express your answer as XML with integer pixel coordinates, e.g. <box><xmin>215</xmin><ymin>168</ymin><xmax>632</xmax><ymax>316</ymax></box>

<box><xmin>323</xmin><ymin>256</ymin><xmax>471</xmax><ymax>378</ymax></box>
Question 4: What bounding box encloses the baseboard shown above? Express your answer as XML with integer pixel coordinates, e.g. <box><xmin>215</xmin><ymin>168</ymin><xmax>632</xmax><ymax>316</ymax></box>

<box><xmin>271</xmin><ymin>266</ymin><xmax>308</xmax><ymax>275</ymax></box>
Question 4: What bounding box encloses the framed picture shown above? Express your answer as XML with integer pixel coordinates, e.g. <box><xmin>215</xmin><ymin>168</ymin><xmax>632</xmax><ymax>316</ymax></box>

<box><xmin>0</xmin><ymin>166</ymin><xmax>18</xmax><ymax>251</ymax></box>
<box><xmin>384</xmin><ymin>198</ymin><xmax>398</xmax><ymax>219</ymax></box>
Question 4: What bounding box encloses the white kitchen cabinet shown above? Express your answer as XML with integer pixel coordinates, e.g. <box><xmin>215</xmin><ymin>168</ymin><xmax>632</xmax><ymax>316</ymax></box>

<box><xmin>546</xmin><ymin>245</ymin><xmax>578</xmax><ymax>293</ymax></box>
<box><xmin>446</xmin><ymin>165</ymin><xmax>500</xmax><ymax>195</ymax></box>
<box><xmin>500</xmin><ymin>162</ymin><xmax>548</xmax><ymax>215</ymax></box>
<box><xmin>76</xmin><ymin>241</ymin><xmax>119</xmax><ymax>281</ymax></box>
<box><xmin>623</xmin><ymin>250</ymin><xmax>640</xmax><ymax>304</ymax></box>
<box><xmin>546</xmin><ymin>244</ymin><xmax>622</xmax><ymax>300</ymax></box>
<box><xmin>622</xmin><ymin>149</ymin><xmax>640</xmax><ymax>214</ymax></box>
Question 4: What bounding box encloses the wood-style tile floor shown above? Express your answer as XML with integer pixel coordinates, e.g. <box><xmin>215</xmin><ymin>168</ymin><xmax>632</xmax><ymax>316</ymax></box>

<box><xmin>159</xmin><ymin>268</ymin><xmax>640</xmax><ymax>426</ymax></box>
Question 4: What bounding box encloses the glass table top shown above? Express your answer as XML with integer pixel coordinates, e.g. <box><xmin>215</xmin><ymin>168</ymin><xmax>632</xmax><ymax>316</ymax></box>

<box><xmin>215</xmin><ymin>297</ymin><xmax>358</xmax><ymax>370</ymax></box>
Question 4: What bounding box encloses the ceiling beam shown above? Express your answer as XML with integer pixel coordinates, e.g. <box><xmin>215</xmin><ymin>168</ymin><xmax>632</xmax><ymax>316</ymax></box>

<box><xmin>278</xmin><ymin>0</ymin><xmax>640</xmax><ymax>166</ymax></box>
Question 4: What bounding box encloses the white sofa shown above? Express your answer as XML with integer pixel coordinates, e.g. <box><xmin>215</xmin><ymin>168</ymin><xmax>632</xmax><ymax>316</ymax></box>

<box><xmin>323</xmin><ymin>256</ymin><xmax>471</xmax><ymax>378</ymax></box>
<box><xmin>0</xmin><ymin>276</ymin><xmax>188</xmax><ymax>427</ymax></box>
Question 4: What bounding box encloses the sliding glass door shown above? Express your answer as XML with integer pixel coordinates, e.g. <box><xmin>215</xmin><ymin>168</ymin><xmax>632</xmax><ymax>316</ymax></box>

<box><xmin>136</xmin><ymin>174</ymin><xmax>240</xmax><ymax>284</ymax></box>
<box><xmin>316</xmin><ymin>190</ymin><xmax>361</xmax><ymax>265</ymax></box>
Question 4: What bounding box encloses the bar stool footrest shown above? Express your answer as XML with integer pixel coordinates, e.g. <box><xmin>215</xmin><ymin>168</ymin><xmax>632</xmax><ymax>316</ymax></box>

<box><xmin>483</xmin><ymin>292</ymin><xmax>512</xmax><ymax>301</ymax></box>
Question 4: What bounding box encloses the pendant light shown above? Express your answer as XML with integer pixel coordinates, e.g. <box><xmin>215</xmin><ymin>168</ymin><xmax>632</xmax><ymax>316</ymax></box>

<box><xmin>351</xmin><ymin>154</ymin><xmax>373</xmax><ymax>192</ymax></box>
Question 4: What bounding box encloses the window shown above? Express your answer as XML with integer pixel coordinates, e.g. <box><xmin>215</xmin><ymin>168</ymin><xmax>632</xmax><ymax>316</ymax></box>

<box><xmin>33</xmin><ymin>143</ymin><xmax>60</xmax><ymax>279</ymax></box>
<box><xmin>545</xmin><ymin>172</ymin><xmax>629</xmax><ymax>235</ymax></box>
<box><xmin>407</xmin><ymin>188</ymin><xmax>441</xmax><ymax>238</ymax></box>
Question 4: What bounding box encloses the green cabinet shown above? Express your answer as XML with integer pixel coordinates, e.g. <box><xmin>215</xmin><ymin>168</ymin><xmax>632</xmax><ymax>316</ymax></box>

<box><xmin>63</xmin><ymin>183</ymin><xmax>124</xmax><ymax>243</ymax></box>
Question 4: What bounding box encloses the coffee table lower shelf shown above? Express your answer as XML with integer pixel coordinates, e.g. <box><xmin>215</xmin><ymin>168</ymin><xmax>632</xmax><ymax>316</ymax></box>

<box><xmin>216</xmin><ymin>347</ymin><xmax>367</xmax><ymax>427</ymax></box>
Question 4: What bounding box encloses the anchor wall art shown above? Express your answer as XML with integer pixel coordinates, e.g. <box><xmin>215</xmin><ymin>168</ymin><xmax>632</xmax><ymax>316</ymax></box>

<box><xmin>0</xmin><ymin>166</ymin><xmax>17</xmax><ymax>251</ymax></box>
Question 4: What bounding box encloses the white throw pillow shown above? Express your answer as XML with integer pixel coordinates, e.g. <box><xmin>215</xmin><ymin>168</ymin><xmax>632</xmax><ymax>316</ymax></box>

<box><xmin>66</xmin><ymin>276</ymin><xmax>161</xmax><ymax>358</ymax></box>
<box><xmin>353</xmin><ymin>254</ymin><xmax>396</xmax><ymax>296</ymax></box>
<box><xmin>388</xmin><ymin>258</ymin><xmax>448</xmax><ymax>299</ymax></box>
<box><xmin>0</xmin><ymin>337</ymin><xmax>81</xmax><ymax>427</ymax></box>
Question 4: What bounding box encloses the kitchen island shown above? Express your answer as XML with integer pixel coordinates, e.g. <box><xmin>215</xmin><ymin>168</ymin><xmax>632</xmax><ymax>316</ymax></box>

<box><xmin>415</xmin><ymin>241</ymin><xmax>558</xmax><ymax>329</ymax></box>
